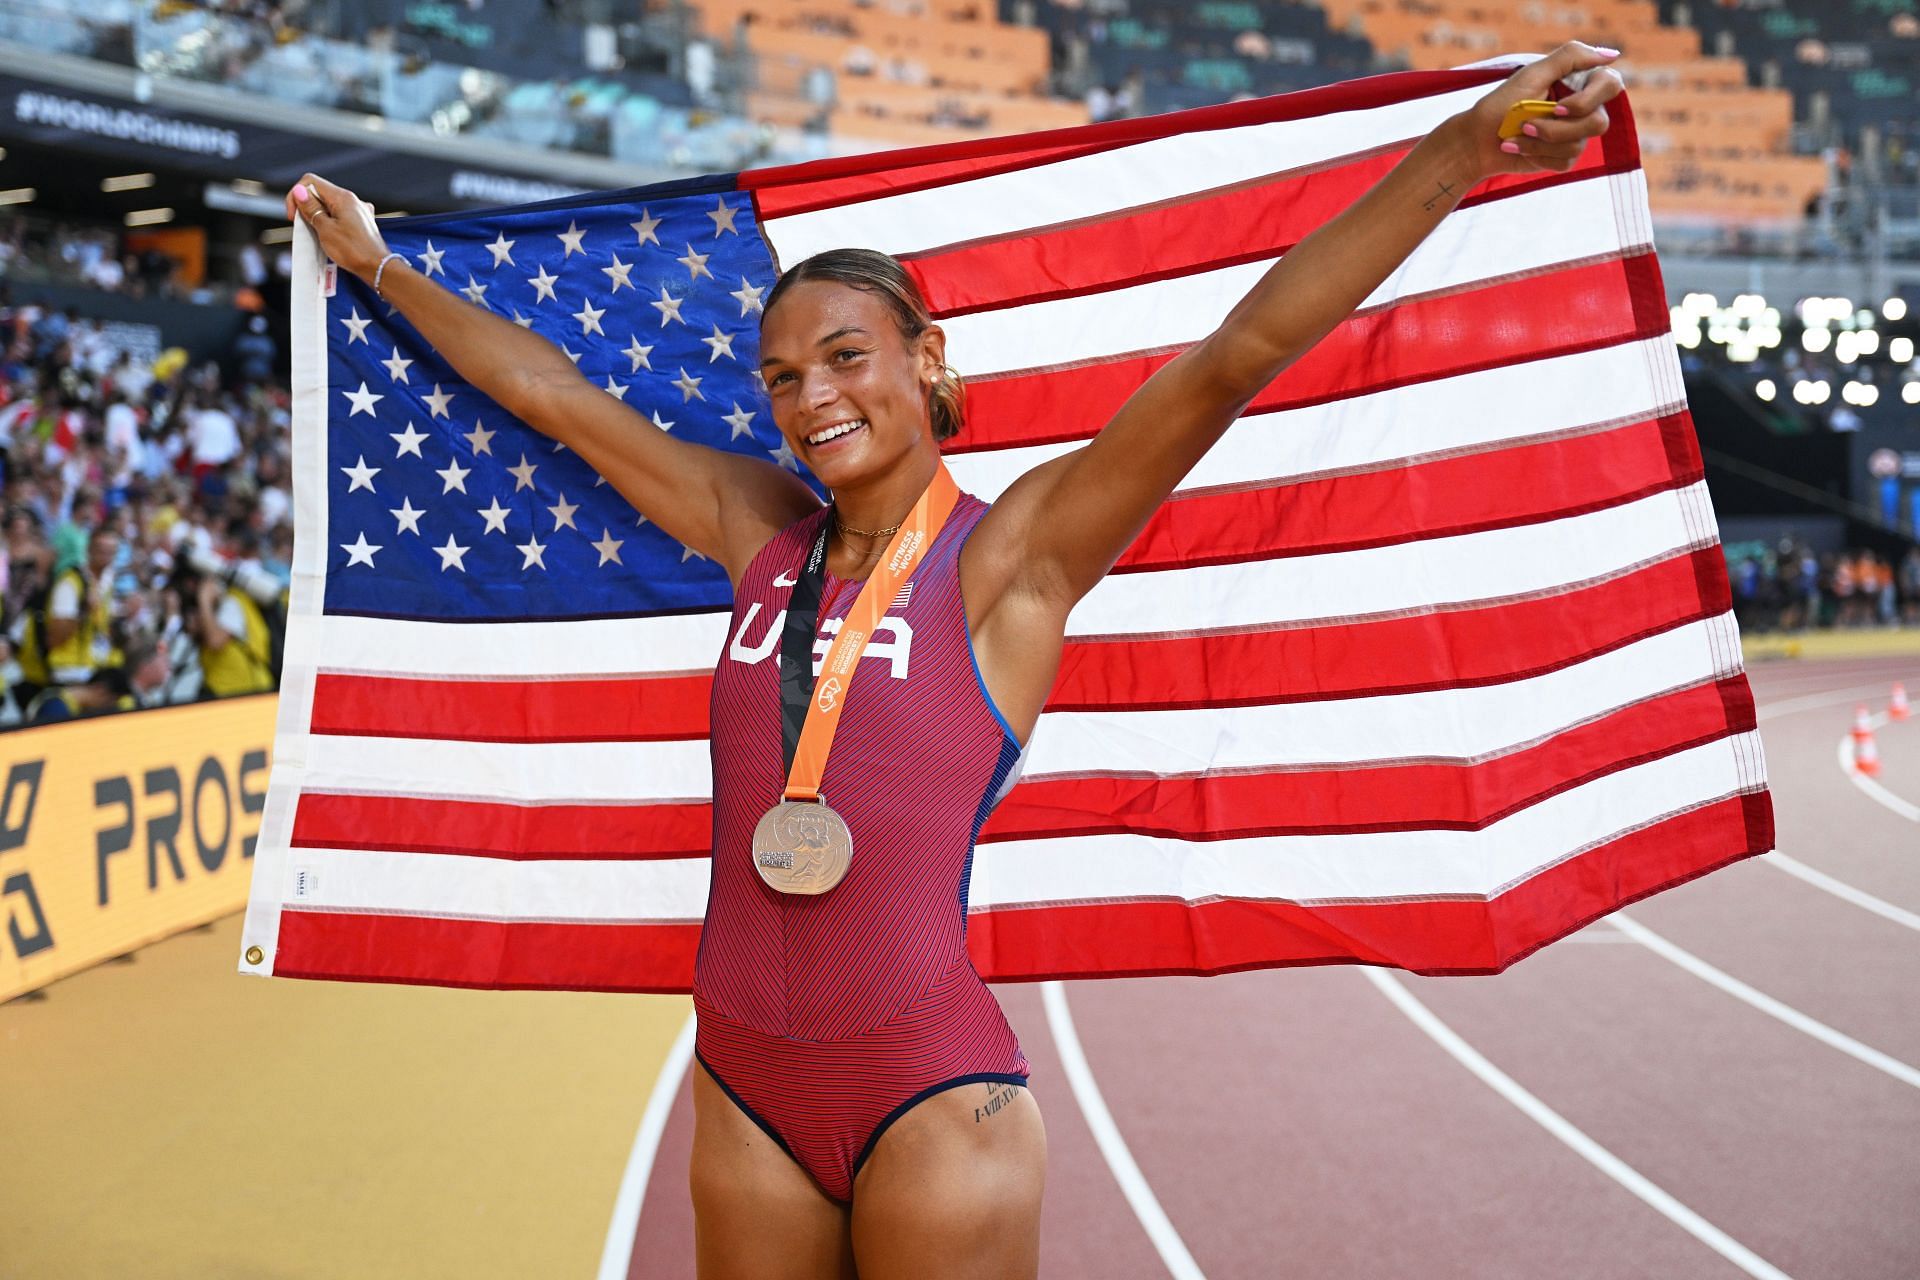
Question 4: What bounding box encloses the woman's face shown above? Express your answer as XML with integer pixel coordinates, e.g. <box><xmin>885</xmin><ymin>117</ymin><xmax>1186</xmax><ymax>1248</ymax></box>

<box><xmin>758</xmin><ymin>279</ymin><xmax>943</xmax><ymax>491</ymax></box>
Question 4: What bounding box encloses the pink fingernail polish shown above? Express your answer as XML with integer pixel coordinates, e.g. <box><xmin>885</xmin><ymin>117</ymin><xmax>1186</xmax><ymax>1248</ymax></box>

<box><xmin>1501</xmin><ymin>140</ymin><xmax>1522</xmax><ymax>154</ymax></box>
<box><xmin>1596</xmin><ymin>46</ymin><xmax>1621</xmax><ymax>57</ymax></box>
<box><xmin>1554</xmin><ymin>104</ymin><xmax>1571</xmax><ymax>116</ymax></box>
<box><xmin>294</xmin><ymin>184</ymin><xmax>311</xmax><ymax>202</ymax></box>
<box><xmin>1522</xmin><ymin>123</ymin><xmax>1540</xmax><ymax>137</ymax></box>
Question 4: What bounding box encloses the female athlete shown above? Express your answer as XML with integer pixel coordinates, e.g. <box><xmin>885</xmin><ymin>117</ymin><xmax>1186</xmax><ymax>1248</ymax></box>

<box><xmin>290</xmin><ymin>42</ymin><xmax>1621</xmax><ymax>1279</ymax></box>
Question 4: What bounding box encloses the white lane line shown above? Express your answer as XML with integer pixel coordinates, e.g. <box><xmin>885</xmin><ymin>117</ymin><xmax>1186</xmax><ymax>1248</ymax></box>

<box><xmin>1610</xmin><ymin>912</ymin><xmax>1920</xmax><ymax>1091</ymax></box>
<box><xmin>1761</xmin><ymin>852</ymin><xmax>1920</xmax><ymax>934</ymax></box>
<box><xmin>1835</xmin><ymin>712</ymin><xmax>1920</xmax><ymax>822</ymax></box>
<box><xmin>1754</xmin><ymin>681</ymin><xmax>1917</xmax><ymax>722</ymax></box>
<box><xmin>597</xmin><ymin>1009</ymin><xmax>697</xmax><ymax>1280</ymax></box>
<box><xmin>1363</xmin><ymin>969</ymin><xmax>1795</xmax><ymax>1280</ymax></box>
<box><xmin>1041</xmin><ymin>981</ymin><xmax>1207</xmax><ymax>1280</ymax></box>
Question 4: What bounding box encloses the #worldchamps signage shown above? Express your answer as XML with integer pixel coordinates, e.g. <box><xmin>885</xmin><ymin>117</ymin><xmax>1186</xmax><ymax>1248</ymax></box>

<box><xmin>0</xmin><ymin>68</ymin><xmax>601</xmax><ymax>213</ymax></box>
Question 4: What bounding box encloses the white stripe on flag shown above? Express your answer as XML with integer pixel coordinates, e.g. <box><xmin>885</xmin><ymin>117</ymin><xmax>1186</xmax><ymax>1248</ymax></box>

<box><xmin>945</xmin><ymin>336</ymin><xmax>1681</xmax><ymax>497</ymax></box>
<box><xmin>939</xmin><ymin>178</ymin><xmax>1644</xmax><ymax>378</ymax></box>
<box><xmin>303</xmin><ymin>613</ymin><xmax>1738</xmax><ymax>802</ymax></box>
<box><xmin>278</xmin><ymin>732</ymin><xmax>1760</xmax><ymax>921</ymax></box>
<box><xmin>759</xmin><ymin>85</ymin><xmax>1492</xmax><ymax>262</ymax></box>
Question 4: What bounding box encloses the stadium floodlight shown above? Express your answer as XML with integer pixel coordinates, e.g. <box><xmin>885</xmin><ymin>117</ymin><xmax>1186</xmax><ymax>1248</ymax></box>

<box><xmin>1859</xmin><ymin>384</ymin><xmax>1879</xmax><ymax>407</ymax></box>
<box><xmin>1756</xmin><ymin>379</ymin><xmax>1776</xmax><ymax>402</ymax></box>
<box><xmin>0</xmin><ymin>187</ymin><xmax>33</xmax><ymax>206</ymax></box>
<box><xmin>1885</xmin><ymin>298</ymin><xmax>1909</xmax><ymax>322</ymax></box>
<box><xmin>1682</xmin><ymin>292</ymin><xmax>1718</xmax><ymax>315</ymax></box>
<box><xmin>1842</xmin><ymin>381</ymin><xmax>1867</xmax><ymax>405</ymax></box>
<box><xmin>1890</xmin><ymin>337</ymin><xmax>1915</xmax><ymax>364</ymax></box>
<box><xmin>1904</xmin><ymin>382</ymin><xmax>1920</xmax><ymax>404</ymax></box>
<box><xmin>1803</xmin><ymin>327</ymin><xmax>1832</xmax><ymax>353</ymax></box>
<box><xmin>124</xmin><ymin>207</ymin><xmax>174</xmax><ymax>226</ymax></box>
<box><xmin>1835</xmin><ymin>331</ymin><xmax>1859</xmax><ymax>362</ymax></box>
<box><xmin>1732</xmin><ymin>294</ymin><xmax>1765</xmax><ymax>316</ymax></box>
<box><xmin>101</xmin><ymin>173</ymin><xmax>156</xmax><ymax>192</ymax></box>
<box><xmin>1857</xmin><ymin>329</ymin><xmax>1880</xmax><ymax>355</ymax></box>
<box><xmin>1805</xmin><ymin>380</ymin><xmax>1832</xmax><ymax>405</ymax></box>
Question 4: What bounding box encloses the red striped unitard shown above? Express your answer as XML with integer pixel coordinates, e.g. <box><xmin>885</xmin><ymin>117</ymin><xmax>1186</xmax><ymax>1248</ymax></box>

<box><xmin>693</xmin><ymin>495</ymin><xmax>1030</xmax><ymax>1202</ymax></box>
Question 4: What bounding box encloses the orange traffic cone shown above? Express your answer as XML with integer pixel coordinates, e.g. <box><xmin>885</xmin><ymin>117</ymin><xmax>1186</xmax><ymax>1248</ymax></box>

<box><xmin>1853</xmin><ymin>705</ymin><xmax>1875</xmax><ymax>744</ymax></box>
<box><xmin>1891</xmin><ymin>683</ymin><xmax>1911</xmax><ymax>722</ymax></box>
<box><xmin>1855</xmin><ymin>728</ymin><xmax>1882</xmax><ymax>777</ymax></box>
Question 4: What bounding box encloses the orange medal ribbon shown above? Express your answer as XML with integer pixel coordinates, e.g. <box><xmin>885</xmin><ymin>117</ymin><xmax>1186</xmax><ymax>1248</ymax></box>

<box><xmin>783</xmin><ymin>460</ymin><xmax>959</xmax><ymax>802</ymax></box>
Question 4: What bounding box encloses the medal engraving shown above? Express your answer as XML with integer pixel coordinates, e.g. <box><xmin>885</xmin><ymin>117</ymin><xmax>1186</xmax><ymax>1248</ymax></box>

<box><xmin>752</xmin><ymin>799</ymin><xmax>853</xmax><ymax>895</ymax></box>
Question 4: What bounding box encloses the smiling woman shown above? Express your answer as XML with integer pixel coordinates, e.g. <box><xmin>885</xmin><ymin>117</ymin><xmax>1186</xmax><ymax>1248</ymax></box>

<box><xmin>285</xmin><ymin>38</ymin><xmax>1623</xmax><ymax>1280</ymax></box>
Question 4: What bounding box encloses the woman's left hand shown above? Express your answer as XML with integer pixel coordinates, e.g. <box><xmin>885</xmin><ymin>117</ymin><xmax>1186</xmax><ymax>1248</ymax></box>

<box><xmin>1457</xmin><ymin>41</ymin><xmax>1626</xmax><ymax>180</ymax></box>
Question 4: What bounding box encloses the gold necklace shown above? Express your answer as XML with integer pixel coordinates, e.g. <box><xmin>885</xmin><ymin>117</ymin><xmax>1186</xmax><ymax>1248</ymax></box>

<box><xmin>833</xmin><ymin>511</ymin><xmax>901</xmax><ymax>540</ymax></box>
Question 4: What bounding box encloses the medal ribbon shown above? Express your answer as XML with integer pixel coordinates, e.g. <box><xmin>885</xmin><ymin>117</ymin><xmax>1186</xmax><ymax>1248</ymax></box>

<box><xmin>777</xmin><ymin>460</ymin><xmax>960</xmax><ymax>803</ymax></box>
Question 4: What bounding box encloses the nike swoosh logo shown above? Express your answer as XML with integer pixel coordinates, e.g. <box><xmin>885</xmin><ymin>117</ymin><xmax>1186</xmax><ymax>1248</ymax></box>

<box><xmin>773</xmin><ymin>570</ymin><xmax>798</xmax><ymax>588</ymax></box>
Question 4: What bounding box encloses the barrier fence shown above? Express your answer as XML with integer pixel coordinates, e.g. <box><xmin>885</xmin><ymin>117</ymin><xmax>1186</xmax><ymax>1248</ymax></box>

<box><xmin>0</xmin><ymin>694</ymin><xmax>274</xmax><ymax>1002</ymax></box>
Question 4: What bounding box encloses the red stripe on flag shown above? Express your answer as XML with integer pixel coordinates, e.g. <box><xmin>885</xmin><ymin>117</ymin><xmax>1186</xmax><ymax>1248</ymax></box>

<box><xmin>908</xmin><ymin>147</ymin><xmax>1622</xmax><ymax>319</ymax></box>
<box><xmin>743</xmin><ymin>67</ymin><xmax>1511</xmax><ymax>219</ymax></box>
<box><xmin>290</xmin><ymin>792</ymin><xmax>711</xmax><ymax>859</ymax></box>
<box><xmin>967</xmin><ymin>791</ymin><xmax>1774</xmax><ymax>981</ymax></box>
<box><xmin>1119</xmin><ymin>412</ymin><xmax>1699</xmax><ymax>572</ymax></box>
<box><xmin>987</xmin><ymin>674</ymin><xmax>1756</xmax><ymax>843</ymax></box>
<box><xmin>1056</xmin><ymin>547</ymin><xmax>1731</xmax><ymax>711</ymax></box>
<box><xmin>310</xmin><ymin>670</ymin><xmax>711</xmax><ymax>743</ymax></box>
<box><xmin>955</xmin><ymin>256</ymin><xmax>1665</xmax><ymax>453</ymax></box>
<box><xmin>272</xmin><ymin>912</ymin><xmax>702</xmax><ymax>992</ymax></box>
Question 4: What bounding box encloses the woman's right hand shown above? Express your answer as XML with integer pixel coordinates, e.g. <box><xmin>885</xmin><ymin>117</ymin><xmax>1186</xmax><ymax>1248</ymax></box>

<box><xmin>285</xmin><ymin>174</ymin><xmax>391</xmax><ymax>282</ymax></box>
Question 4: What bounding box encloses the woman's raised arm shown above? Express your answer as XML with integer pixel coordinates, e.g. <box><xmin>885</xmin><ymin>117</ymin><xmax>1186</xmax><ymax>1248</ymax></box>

<box><xmin>288</xmin><ymin>175</ymin><xmax>819</xmax><ymax>585</ymax></box>
<box><xmin>970</xmin><ymin>42</ymin><xmax>1624</xmax><ymax>615</ymax></box>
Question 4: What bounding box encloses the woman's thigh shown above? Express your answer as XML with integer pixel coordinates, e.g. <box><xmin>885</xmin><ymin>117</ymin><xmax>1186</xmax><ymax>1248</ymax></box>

<box><xmin>689</xmin><ymin>1063</ymin><xmax>855</xmax><ymax>1280</ymax></box>
<box><xmin>849</xmin><ymin>1080</ymin><xmax>1047</xmax><ymax>1280</ymax></box>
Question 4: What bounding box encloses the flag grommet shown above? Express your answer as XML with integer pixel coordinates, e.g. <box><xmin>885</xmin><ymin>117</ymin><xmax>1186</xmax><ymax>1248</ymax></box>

<box><xmin>245</xmin><ymin>946</ymin><xmax>264</xmax><ymax>966</ymax></box>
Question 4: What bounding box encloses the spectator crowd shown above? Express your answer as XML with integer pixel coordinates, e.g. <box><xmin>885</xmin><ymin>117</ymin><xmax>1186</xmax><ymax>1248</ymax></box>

<box><xmin>0</xmin><ymin>285</ymin><xmax>291</xmax><ymax>727</ymax></box>
<box><xmin>1729</xmin><ymin>536</ymin><xmax>1920</xmax><ymax>633</ymax></box>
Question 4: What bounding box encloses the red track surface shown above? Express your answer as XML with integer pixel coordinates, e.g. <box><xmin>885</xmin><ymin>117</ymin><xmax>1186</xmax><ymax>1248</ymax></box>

<box><xmin>626</xmin><ymin>657</ymin><xmax>1920</xmax><ymax>1278</ymax></box>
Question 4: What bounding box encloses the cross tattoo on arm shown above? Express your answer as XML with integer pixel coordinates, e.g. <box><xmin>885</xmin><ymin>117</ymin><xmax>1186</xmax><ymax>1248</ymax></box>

<box><xmin>1424</xmin><ymin>180</ymin><xmax>1459</xmax><ymax>212</ymax></box>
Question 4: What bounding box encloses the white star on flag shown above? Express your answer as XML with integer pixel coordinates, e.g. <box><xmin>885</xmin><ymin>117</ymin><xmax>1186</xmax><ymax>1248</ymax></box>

<box><xmin>650</xmin><ymin>409</ymin><xmax>674</xmax><ymax>433</ymax></box>
<box><xmin>422</xmin><ymin>384</ymin><xmax>454</xmax><ymax>419</ymax></box>
<box><xmin>508</xmin><ymin>454</ymin><xmax>539</xmax><ymax>491</ymax></box>
<box><xmin>517</xmin><ymin>536</ymin><xmax>548</xmax><ymax>570</ymax></box>
<box><xmin>573</xmin><ymin>298</ymin><xmax>607</xmax><ymax>336</ymax></box>
<box><xmin>672</xmin><ymin>368</ymin><xmax>704</xmax><ymax>401</ymax></box>
<box><xmin>561</xmin><ymin>346</ymin><xmax>583</xmax><ymax>366</ymax></box>
<box><xmin>511</xmin><ymin>309</ymin><xmax>535</xmax><ymax>329</ymax></box>
<box><xmin>528</xmin><ymin>264</ymin><xmax>559</xmax><ymax>304</ymax></box>
<box><xmin>591</xmin><ymin>528</ymin><xmax>624</xmax><ymax>566</ymax></box>
<box><xmin>381</xmin><ymin>347</ymin><xmax>413</xmax><ymax>383</ymax></box>
<box><xmin>340</xmin><ymin>532</ymin><xmax>381</xmax><ymax>567</ymax></box>
<box><xmin>624</xmin><ymin>336</ymin><xmax>654</xmax><ymax>372</ymax></box>
<box><xmin>557</xmin><ymin>221</ymin><xmax>587</xmax><ymax>257</ymax></box>
<box><xmin>681</xmin><ymin>544</ymin><xmax>705</xmax><ymax>562</ymax></box>
<box><xmin>389</xmin><ymin>497</ymin><xmax>424</xmax><ymax>535</ymax></box>
<box><xmin>601</xmin><ymin>254</ymin><xmax>635</xmax><ymax>292</ymax></box>
<box><xmin>341</xmin><ymin>455</ymin><xmax>380</xmax><ymax>493</ymax></box>
<box><xmin>344</xmin><ymin>382</ymin><xmax>383</xmax><ymax>417</ymax></box>
<box><xmin>547</xmin><ymin>494</ymin><xmax>580</xmax><ymax>530</ymax></box>
<box><xmin>416</xmin><ymin>241</ymin><xmax>446</xmax><ymax>277</ymax></box>
<box><xmin>678</xmin><ymin>243</ymin><xmax>713</xmax><ymax>281</ymax></box>
<box><xmin>769</xmin><ymin>439</ymin><xmax>798</xmax><ymax>471</ymax></box>
<box><xmin>341</xmin><ymin>309</ymin><xmax>371</xmax><ymax>343</ymax></box>
<box><xmin>485</xmin><ymin>231</ymin><xmax>516</xmax><ymax>268</ymax></box>
<box><xmin>386</xmin><ymin>421</ymin><xmax>428</xmax><ymax>457</ymax></box>
<box><xmin>723</xmin><ymin>402</ymin><xmax>756</xmax><ymax>439</ymax></box>
<box><xmin>701</xmin><ymin>326</ymin><xmax>736</xmax><ymax>362</ymax></box>
<box><xmin>462</xmin><ymin>275</ymin><xmax>489</xmax><ymax>305</ymax></box>
<box><xmin>731</xmin><ymin>278</ymin><xmax>765</xmax><ymax>315</ymax></box>
<box><xmin>603</xmin><ymin>377</ymin><xmax>628</xmax><ymax>400</ymax></box>
<box><xmin>630</xmin><ymin>209</ymin><xmax>662</xmax><ymax>246</ymax></box>
<box><xmin>707</xmin><ymin>199</ymin><xmax>739</xmax><ymax>236</ymax></box>
<box><xmin>433</xmin><ymin>534</ymin><xmax>469</xmax><ymax>572</ymax></box>
<box><xmin>463</xmin><ymin>421</ymin><xmax>495</xmax><ymax>455</ymax></box>
<box><xmin>650</xmin><ymin>287</ymin><xmax>685</xmax><ymax>327</ymax></box>
<box><xmin>477</xmin><ymin>496</ymin><xmax>511</xmax><ymax>534</ymax></box>
<box><xmin>435</xmin><ymin>459</ymin><xmax>471</xmax><ymax>494</ymax></box>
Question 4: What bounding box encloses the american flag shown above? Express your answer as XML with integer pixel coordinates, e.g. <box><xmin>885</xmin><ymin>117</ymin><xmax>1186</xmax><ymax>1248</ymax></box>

<box><xmin>239</xmin><ymin>61</ymin><xmax>1774</xmax><ymax>991</ymax></box>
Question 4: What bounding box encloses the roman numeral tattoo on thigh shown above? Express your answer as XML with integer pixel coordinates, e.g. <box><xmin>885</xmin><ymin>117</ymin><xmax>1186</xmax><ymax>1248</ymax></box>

<box><xmin>975</xmin><ymin>1081</ymin><xmax>1022</xmax><ymax>1123</ymax></box>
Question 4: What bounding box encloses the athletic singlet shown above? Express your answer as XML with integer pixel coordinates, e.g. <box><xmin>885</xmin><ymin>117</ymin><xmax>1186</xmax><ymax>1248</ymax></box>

<box><xmin>692</xmin><ymin>494</ymin><xmax>1029</xmax><ymax>1201</ymax></box>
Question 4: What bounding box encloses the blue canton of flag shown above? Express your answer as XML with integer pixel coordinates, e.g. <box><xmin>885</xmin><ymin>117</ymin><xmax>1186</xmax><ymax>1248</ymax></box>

<box><xmin>323</xmin><ymin>179</ymin><xmax>805</xmax><ymax>621</ymax></box>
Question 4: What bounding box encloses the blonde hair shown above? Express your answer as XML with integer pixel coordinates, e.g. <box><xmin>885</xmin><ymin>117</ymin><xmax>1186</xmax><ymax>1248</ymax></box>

<box><xmin>763</xmin><ymin>248</ymin><xmax>967</xmax><ymax>442</ymax></box>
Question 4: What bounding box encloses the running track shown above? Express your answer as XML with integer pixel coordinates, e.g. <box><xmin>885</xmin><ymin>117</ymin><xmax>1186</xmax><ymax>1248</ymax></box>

<box><xmin>616</xmin><ymin>656</ymin><xmax>1920</xmax><ymax>1279</ymax></box>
